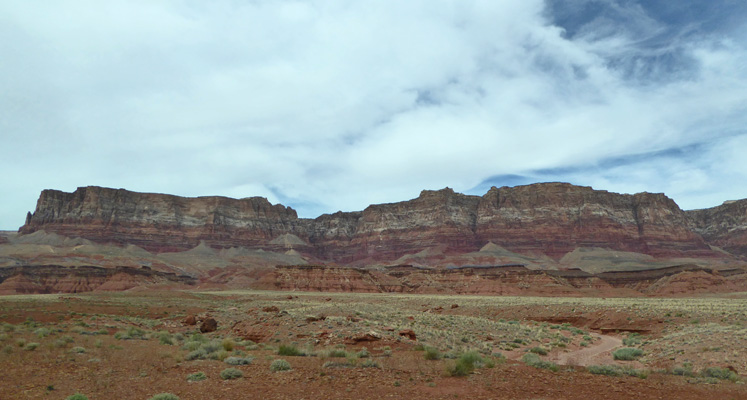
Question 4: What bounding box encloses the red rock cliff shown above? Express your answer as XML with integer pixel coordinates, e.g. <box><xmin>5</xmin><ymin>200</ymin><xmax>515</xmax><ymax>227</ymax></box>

<box><xmin>19</xmin><ymin>183</ymin><xmax>723</xmax><ymax>262</ymax></box>
<box><xmin>687</xmin><ymin>199</ymin><xmax>747</xmax><ymax>257</ymax></box>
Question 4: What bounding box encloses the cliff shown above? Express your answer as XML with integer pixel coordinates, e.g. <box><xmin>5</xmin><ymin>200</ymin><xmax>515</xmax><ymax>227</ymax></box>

<box><xmin>687</xmin><ymin>199</ymin><xmax>747</xmax><ymax>257</ymax></box>
<box><xmin>255</xmin><ymin>264</ymin><xmax>747</xmax><ymax>296</ymax></box>
<box><xmin>17</xmin><ymin>183</ymin><xmax>731</xmax><ymax>264</ymax></box>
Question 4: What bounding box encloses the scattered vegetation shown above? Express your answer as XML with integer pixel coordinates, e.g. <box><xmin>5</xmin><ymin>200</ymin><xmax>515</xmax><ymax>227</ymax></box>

<box><xmin>270</xmin><ymin>359</ymin><xmax>292</xmax><ymax>372</ymax></box>
<box><xmin>65</xmin><ymin>394</ymin><xmax>89</xmax><ymax>400</ymax></box>
<box><xmin>277</xmin><ymin>344</ymin><xmax>305</xmax><ymax>356</ymax></box>
<box><xmin>186</xmin><ymin>372</ymin><xmax>207</xmax><ymax>382</ymax></box>
<box><xmin>220</xmin><ymin>368</ymin><xmax>244</xmax><ymax>380</ymax></box>
<box><xmin>148</xmin><ymin>394</ymin><xmax>180</xmax><ymax>400</ymax></box>
<box><xmin>522</xmin><ymin>353</ymin><xmax>559</xmax><ymax>372</ymax></box>
<box><xmin>224</xmin><ymin>356</ymin><xmax>253</xmax><ymax>365</ymax></box>
<box><xmin>587</xmin><ymin>365</ymin><xmax>647</xmax><ymax>378</ymax></box>
<box><xmin>613</xmin><ymin>347</ymin><xmax>644</xmax><ymax>361</ymax></box>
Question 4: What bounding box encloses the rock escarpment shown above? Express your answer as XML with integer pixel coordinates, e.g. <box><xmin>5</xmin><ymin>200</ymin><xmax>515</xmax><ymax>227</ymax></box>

<box><xmin>0</xmin><ymin>265</ymin><xmax>195</xmax><ymax>295</ymax></box>
<box><xmin>17</xmin><ymin>183</ymin><xmax>734</xmax><ymax>264</ymax></box>
<box><xmin>687</xmin><ymin>199</ymin><xmax>747</xmax><ymax>257</ymax></box>
<box><xmin>256</xmin><ymin>264</ymin><xmax>746</xmax><ymax>296</ymax></box>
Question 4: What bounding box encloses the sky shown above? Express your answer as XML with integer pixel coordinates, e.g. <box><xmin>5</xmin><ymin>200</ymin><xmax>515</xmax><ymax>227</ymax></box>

<box><xmin>2</xmin><ymin>0</ymin><xmax>747</xmax><ymax>229</ymax></box>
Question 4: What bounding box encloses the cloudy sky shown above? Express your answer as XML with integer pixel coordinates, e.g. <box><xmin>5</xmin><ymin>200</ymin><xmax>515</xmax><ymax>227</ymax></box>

<box><xmin>2</xmin><ymin>0</ymin><xmax>747</xmax><ymax>229</ymax></box>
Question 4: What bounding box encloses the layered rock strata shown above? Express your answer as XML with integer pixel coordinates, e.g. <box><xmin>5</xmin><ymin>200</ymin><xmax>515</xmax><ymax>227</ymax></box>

<box><xmin>687</xmin><ymin>199</ymin><xmax>747</xmax><ymax>257</ymax></box>
<box><xmin>19</xmin><ymin>183</ymin><xmax>723</xmax><ymax>264</ymax></box>
<box><xmin>257</xmin><ymin>264</ymin><xmax>746</xmax><ymax>296</ymax></box>
<box><xmin>0</xmin><ymin>265</ymin><xmax>195</xmax><ymax>295</ymax></box>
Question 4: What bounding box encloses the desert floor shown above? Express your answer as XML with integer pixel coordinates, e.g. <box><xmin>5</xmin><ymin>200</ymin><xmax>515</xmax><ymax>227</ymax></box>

<box><xmin>0</xmin><ymin>290</ymin><xmax>745</xmax><ymax>399</ymax></box>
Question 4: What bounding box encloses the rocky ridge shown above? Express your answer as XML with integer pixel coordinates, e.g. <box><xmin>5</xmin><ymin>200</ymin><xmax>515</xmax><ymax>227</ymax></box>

<box><xmin>19</xmin><ymin>183</ymin><xmax>731</xmax><ymax>264</ymax></box>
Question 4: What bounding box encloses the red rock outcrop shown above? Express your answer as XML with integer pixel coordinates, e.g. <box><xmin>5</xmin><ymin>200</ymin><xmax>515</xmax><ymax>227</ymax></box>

<box><xmin>15</xmin><ymin>183</ymin><xmax>735</xmax><ymax>264</ymax></box>
<box><xmin>687</xmin><ymin>199</ymin><xmax>747</xmax><ymax>257</ymax></box>
<box><xmin>256</xmin><ymin>264</ymin><xmax>747</xmax><ymax>296</ymax></box>
<box><xmin>0</xmin><ymin>265</ymin><xmax>195</xmax><ymax>295</ymax></box>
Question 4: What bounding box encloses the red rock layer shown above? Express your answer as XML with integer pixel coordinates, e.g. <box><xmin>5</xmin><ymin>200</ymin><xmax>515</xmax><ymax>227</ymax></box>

<box><xmin>687</xmin><ymin>199</ymin><xmax>747</xmax><ymax>257</ymax></box>
<box><xmin>0</xmin><ymin>265</ymin><xmax>195</xmax><ymax>295</ymax></box>
<box><xmin>19</xmin><ymin>183</ymin><xmax>725</xmax><ymax>264</ymax></box>
<box><xmin>255</xmin><ymin>264</ymin><xmax>747</xmax><ymax>296</ymax></box>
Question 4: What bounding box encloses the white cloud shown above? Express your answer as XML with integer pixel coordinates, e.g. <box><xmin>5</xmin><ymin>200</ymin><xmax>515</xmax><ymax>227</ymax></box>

<box><xmin>1</xmin><ymin>0</ymin><xmax>746</xmax><ymax>227</ymax></box>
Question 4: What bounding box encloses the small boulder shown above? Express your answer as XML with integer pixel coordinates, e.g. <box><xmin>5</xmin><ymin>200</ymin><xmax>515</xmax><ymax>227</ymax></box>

<box><xmin>262</xmin><ymin>306</ymin><xmax>280</xmax><ymax>312</ymax></box>
<box><xmin>184</xmin><ymin>315</ymin><xmax>197</xmax><ymax>326</ymax></box>
<box><xmin>200</xmin><ymin>318</ymin><xmax>218</xmax><ymax>333</ymax></box>
<box><xmin>399</xmin><ymin>329</ymin><xmax>417</xmax><ymax>340</ymax></box>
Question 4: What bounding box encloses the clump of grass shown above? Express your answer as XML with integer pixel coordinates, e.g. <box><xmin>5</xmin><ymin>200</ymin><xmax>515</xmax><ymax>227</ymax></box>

<box><xmin>622</xmin><ymin>333</ymin><xmax>642</xmax><ymax>346</ymax></box>
<box><xmin>25</xmin><ymin>342</ymin><xmax>40</xmax><ymax>351</ymax></box>
<box><xmin>323</xmin><ymin>360</ymin><xmax>356</xmax><ymax>368</ymax></box>
<box><xmin>356</xmin><ymin>347</ymin><xmax>370</xmax><ymax>358</ymax></box>
<box><xmin>529</xmin><ymin>347</ymin><xmax>548</xmax><ymax>356</ymax></box>
<box><xmin>613</xmin><ymin>348</ymin><xmax>644</xmax><ymax>361</ymax></box>
<box><xmin>220</xmin><ymin>368</ymin><xmax>243</xmax><ymax>380</ymax></box>
<box><xmin>522</xmin><ymin>353</ymin><xmax>559</xmax><ymax>372</ymax></box>
<box><xmin>224</xmin><ymin>356</ymin><xmax>253</xmax><ymax>366</ymax></box>
<box><xmin>186</xmin><ymin>372</ymin><xmax>207</xmax><ymax>382</ymax></box>
<box><xmin>587</xmin><ymin>365</ymin><xmax>647</xmax><ymax>378</ymax></box>
<box><xmin>34</xmin><ymin>327</ymin><xmax>52</xmax><ymax>338</ymax></box>
<box><xmin>158</xmin><ymin>332</ymin><xmax>174</xmax><ymax>346</ymax></box>
<box><xmin>672</xmin><ymin>363</ymin><xmax>694</xmax><ymax>377</ymax></box>
<box><xmin>185</xmin><ymin>340</ymin><xmax>229</xmax><ymax>361</ymax></box>
<box><xmin>424</xmin><ymin>346</ymin><xmax>441</xmax><ymax>360</ymax></box>
<box><xmin>114</xmin><ymin>327</ymin><xmax>146</xmax><ymax>340</ymax></box>
<box><xmin>278</xmin><ymin>344</ymin><xmax>305</xmax><ymax>356</ymax></box>
<box><xmin>702</xmin><ymin>367</ymin><xmax>737</xmax><ymax>381</ymax></box>
<box><xmin>16</xmin><ymin>338</ymin><xmax>26</xmax><ymax>348</ymax></box>
<box><xmin>65</xmin><ymin>394</ymin><xmax>89</xmax><ymax>400</ymax></box>
<box><xmin>148</xmin><ymin>394</ymin><xmax>180</xmax><ymax>400</ymax></box>
<box><xmin>446</xmin><ymin>351</ymin><xmax>484</xmax><ymax>377</ymax></box>
<box><xmin>270</xmin><ymin>359</ymin><xmax>292</xmax><ymax>372</ymax></box>
<box><xmin>70</xmin><ymin>346</ymin><xmax>86</xmax><ymax>354</ymax></box>
<box><xmin>361</xmin><ymin>359</ymin><xmax>380</xmax><ymax>368</ymax></box>
<box><xmin>221</xmin><ymin>338</ymin><xmax>235</xmax><ymax>351</ymax></box>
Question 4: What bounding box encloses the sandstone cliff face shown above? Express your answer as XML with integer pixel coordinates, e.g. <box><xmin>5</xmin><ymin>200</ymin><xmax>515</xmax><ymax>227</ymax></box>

<box><xmin>687</xmin><ymin>199</ymin><xmax>747</xmax><ymax>257</ymax></box>
<box><xmin>18</xmin><ymin>183</ymin><xmax>727</xmax><ymax>263</ymax></box>
<box><xmin>256</xmin><ymin>264</ymin><xmax>746</xmax><ymax>296</ymax></box>
<box><xmin>0</xmin><ymin>265</ymin><xmax>195</xmax><ymax>295</ymax></box>
<box><xmin>21</xmin><ymin>186</ymin><xmax>301</xmax><ymax>252</ymax></box>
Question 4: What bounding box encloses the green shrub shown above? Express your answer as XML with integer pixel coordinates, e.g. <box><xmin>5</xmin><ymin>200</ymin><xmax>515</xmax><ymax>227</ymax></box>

<box><xmin>522</xmin><ymin>353</ymin><xmax>559</xmax><ymax>372</ymax></box>
<box><xmin>70</xmin><ymin>346</ymin><xmax>86</xmax><ymax>353</ymax></box>
<box><xmin>361</xmin><ymin>359</ymin><xmax>380</xmax><ymax>368</ymax></box>
<box><xmin>356</xmin><ymin>347</ymin><xmax>370</xmax><ymax>358</ymax></box>
<box><xmin>587</xmin><ymin>365</ymin><xmax>622</xmax><ymax>376</ymax></box>
<box><xmin>613</xmin><ymin>348</ymin><xmax>643</xmax><ymax>361</ymax></box>
<box><xmin>185</xmin><ymin>349</ymin><xmax>207</xmax><ymax>361</ymax></box>
<box><xmin>446</xmin><ymin>351</ymin><xmax>484</xmax><ymax>376</ymax></box>
<box><xmin>702</xmin><ymin>367</ymin><xmax>737</xmax><ymax>381</ymax></box>
<box><xmin>220</xmin><ymin>368</ymin><xmax>243</xmax><ymax>380</ymax></box>
<box><xmin>672</xmin><ymin>364</ymin><xmax>694</xmax><ymax>377</ymax></box>
<box><xmin>186</xmin><ymin>371</ymin><xmax>207</xmax><ymax>382</ymax></box>
<box><xmin>622</xmin><ymin>333</ymin><xmax>642</xmax><ymax>346</ymax></box>
<box><xmin>587</xmin><ymin>365</ymin><xmax>647</xmax><ymax>378</ymax></box>
<box><xmin>270</xmin><ymin>359</ymin><xmax>292</xmax><ymax>372</ymax></box>
<box><xmin>25</xmin><ymin>342</ymin><xmax>40</xmax><ymax>351</ymax></box>
<box><xmin>148</xmin><ymin>394</ymin><xmax>180</xmax><ymax>400</ymax></box>
<box><xmin>424</xmin><ymin>347</ymin><xmax>441</xmax><ymax>360</ymax></box>
<box><xmin>65</xmin><ymin>394</ymin><xmax>89</xmax><ymax>400</ymax></box>
<box><xmin>278</xmin><ymin>344</ymin><xmax>304</xmax><ymax>356</ymax></box>
<box><xmin>158</xmin><ymin>333</ymin><xmax>174</xmax><ymax>346</ymax></box>
<box><xmin>529</xmin><ymin>347</ymin><xmax>548</xmax><ymax>356</ymax></box>
<box><xmin>34</xmin><ymin>327</ymin><xmax>52</xmax><ymax>338</ymax></box>
<box><xmin>224</xmin><ymin>356</ymin><xmax>253</xmax><ymax>365</ymax></box>
<box><xmin>222</xmin><ymin>338</ymin><xmax>235</xmax><ymax>351</ymax></box>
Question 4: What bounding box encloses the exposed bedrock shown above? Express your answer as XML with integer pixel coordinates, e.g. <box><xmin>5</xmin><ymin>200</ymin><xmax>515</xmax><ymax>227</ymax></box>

<box><xmin>18</xmin><ymin>183</ymin><xmax>737</xmax><ymax>263</ymax></box>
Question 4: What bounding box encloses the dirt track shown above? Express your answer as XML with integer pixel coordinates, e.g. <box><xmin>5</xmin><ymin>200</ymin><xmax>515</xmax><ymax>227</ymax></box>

<box><xmin>555</xmin><ymin>333</ymin><xmax>622</xmax><ymax>366</ymax></box>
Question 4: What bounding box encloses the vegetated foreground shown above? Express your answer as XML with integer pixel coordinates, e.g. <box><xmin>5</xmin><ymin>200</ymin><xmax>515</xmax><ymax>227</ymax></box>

<box><xmin>1</xmin><ymin>291</ymin><xmax>745</xmax><ymax>400</ymax></box>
